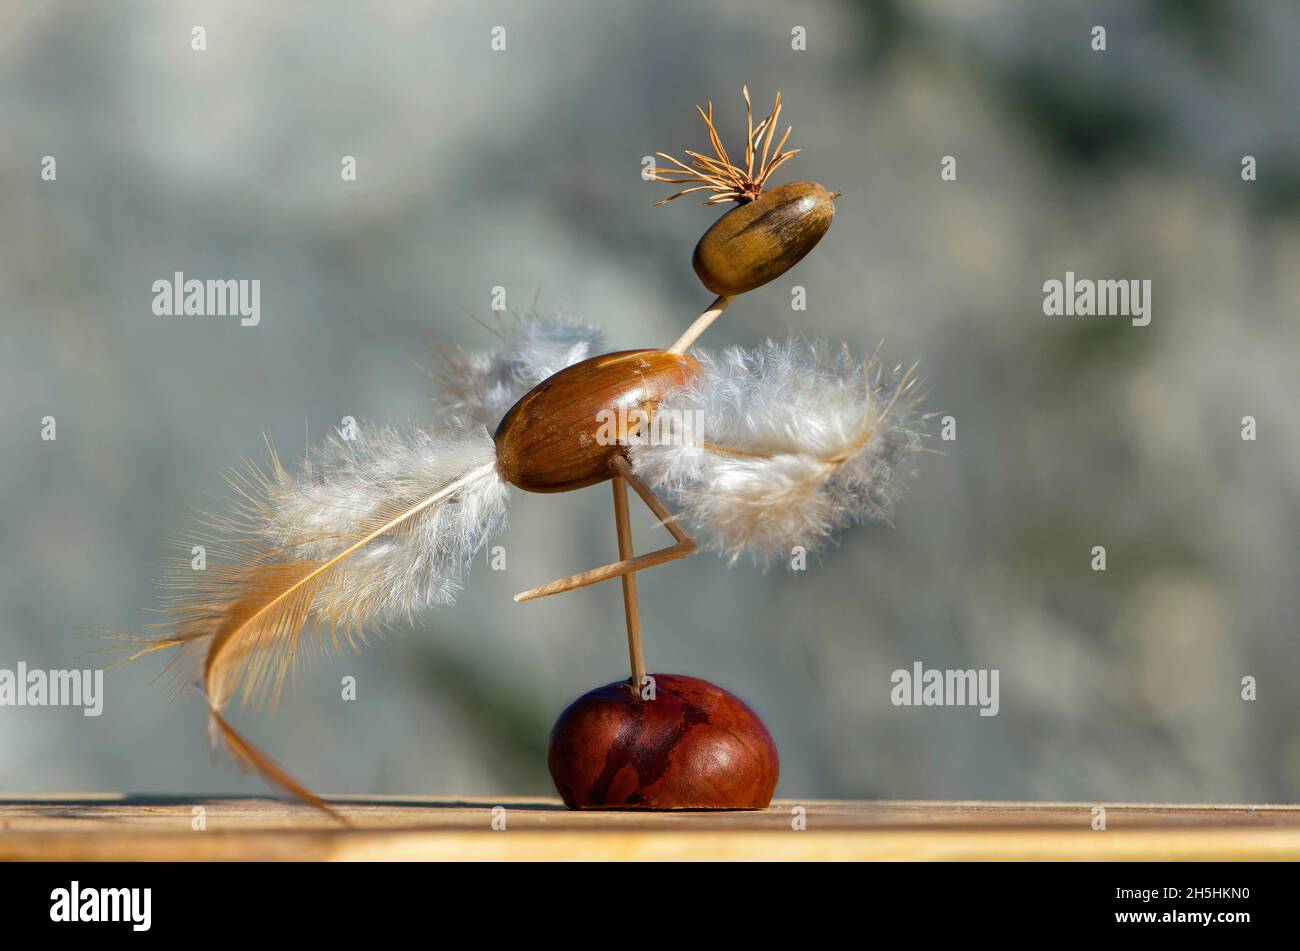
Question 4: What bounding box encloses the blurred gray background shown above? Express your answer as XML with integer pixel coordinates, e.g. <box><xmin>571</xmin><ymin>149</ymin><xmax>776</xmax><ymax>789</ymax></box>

<box><xmin>2</xmin><ymin>0</ymin><xmax>1298</xmax><ymax>804</ymax></box>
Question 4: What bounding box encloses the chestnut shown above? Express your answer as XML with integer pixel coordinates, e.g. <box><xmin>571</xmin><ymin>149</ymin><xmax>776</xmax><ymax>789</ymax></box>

<box><xmin>548</xmin><ymin>673</ymin><xmax>779</xmax><ymax>809</ymax></box>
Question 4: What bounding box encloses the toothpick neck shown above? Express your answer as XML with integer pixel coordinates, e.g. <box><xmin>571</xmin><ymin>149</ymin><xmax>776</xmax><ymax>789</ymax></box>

<box><xmin>668</xmin><ymin>295</ymin><xmax>732</xmax><ymax>355</ymax></box>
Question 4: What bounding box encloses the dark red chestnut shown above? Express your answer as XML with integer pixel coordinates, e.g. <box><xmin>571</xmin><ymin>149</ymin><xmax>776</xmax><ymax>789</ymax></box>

<box><xmin>548</xmin><ymin>673</ymin><xmax>779</xmax><ymax>809</ymax></box>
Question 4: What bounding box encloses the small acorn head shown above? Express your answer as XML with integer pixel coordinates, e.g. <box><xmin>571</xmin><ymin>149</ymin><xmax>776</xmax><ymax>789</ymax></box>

<box><xmin>693</xmin><ymin>181</ymin><xmax>835</xmax><ymax>296</ymax></box>
<box><xmin>650</xmin><ymin>87</ymin><xmax>837</xmax><ymax>296</ymax></box>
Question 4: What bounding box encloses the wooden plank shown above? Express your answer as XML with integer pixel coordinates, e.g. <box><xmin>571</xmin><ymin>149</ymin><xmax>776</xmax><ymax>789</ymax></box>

<box><xmin>2</xmin><ymin>795</ymin><xmax>1299</xmax><ymax>861</ymax></box>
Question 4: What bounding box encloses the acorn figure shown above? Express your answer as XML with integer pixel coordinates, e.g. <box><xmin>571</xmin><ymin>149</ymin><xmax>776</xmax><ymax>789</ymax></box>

<box><xmin>114</xmin><ymin>89</ymin><xmax>924</xmax><ymax>819</ymax></box>
<box><xmin>650</xmin><ymin>88</ymin><xmax>839</xmax><ymax>351</ymax></box>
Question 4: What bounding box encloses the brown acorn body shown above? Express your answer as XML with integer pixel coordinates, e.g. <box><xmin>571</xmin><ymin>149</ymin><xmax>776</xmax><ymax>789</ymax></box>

<box><xmin>549</xmin><ymin>674</ymin><xmax>779</xmax><ymax>809</ymax></box>
<box><xmin>692</xmin><ymin>181</ymin><xmax>836</xmax><ymax>296</ymax></box>
<box><xmin>494</xmin><ymin>349</ymin><xmax>701</xmax><ymax>493</ymax></box>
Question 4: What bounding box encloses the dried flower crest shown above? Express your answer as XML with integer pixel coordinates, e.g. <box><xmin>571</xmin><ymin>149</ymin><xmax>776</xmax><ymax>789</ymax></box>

<box><xmin>649</xmin><ymin>87</ymin><xmax>800</xmax><ymax>206</ymax></box>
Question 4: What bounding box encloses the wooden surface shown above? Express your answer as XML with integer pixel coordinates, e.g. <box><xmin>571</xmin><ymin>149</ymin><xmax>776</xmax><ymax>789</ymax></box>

<box><xmin>4</xmin><ymin>795</ymin><xmax>1300</xmax><ymax>860</ymax></box>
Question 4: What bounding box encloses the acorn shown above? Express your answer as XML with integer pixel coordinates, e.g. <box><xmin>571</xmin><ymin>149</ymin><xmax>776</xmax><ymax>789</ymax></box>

<box><xmin>650</xmin><ymin>87</ymin><xmax>837</xmax><ymax>298</ymax></box>
<box><xmin>494</xmin><ymin>348</ymin><xmax>701</xmax><ymax>493</ymax></box>
<box><xmin>548</xmin><ymin>673</ymin><xmax>779</xmax><ymax>809</ymax></box>
<box><xmin>693</xmin><ymin>181</ymin><xmax>836</xmax><ymax>296</ymax></box>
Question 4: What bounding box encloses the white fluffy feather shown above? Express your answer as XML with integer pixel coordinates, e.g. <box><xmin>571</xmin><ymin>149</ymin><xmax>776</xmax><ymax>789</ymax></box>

<box><xmin>433</xmin><ymin>312</ymin><xmax>603</xmax><ymax>428</ymax></box>
<box><xmin>121</xmin><ymin>314</ymin><xmax>590</xmax><ymax>811</ymax></box>
<box><xmin>122</xmin><ymin>420</ymin><xmax>509</xmax><ymax>814</ymax></box>
<box><xmin>151</xmin><ymin>422</ymin><xmax>507</xmax><ymax>711</ymax></box>
<box><xmin>256</xmin><ymin>423</ymin><xmax>509</xmax><ymax>626</ymax></box>
<box><xmin>629</xmin><ymin>338</ymin><xmax>926</xmax><ymax>565</ymax></box>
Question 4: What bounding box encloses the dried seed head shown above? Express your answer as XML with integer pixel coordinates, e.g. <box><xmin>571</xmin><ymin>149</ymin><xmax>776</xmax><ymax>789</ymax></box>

<box><xmin>648</xmin><ymin>87</ymin><xmax>801</xmax><ymax>207</ymax></box>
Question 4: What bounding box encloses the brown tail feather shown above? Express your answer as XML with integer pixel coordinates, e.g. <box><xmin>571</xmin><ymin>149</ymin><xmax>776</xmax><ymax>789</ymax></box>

<box><xmin>209</xmin><ymin>708</ymin><xmax>349</xmax><ymax>825</ymax></box>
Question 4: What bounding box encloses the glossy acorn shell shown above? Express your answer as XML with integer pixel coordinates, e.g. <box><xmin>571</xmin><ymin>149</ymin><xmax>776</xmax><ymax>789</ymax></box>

<box><xmin>548</xmin><ymin>673</ymin><xmax>780</xmax><ymax>809</ymax></box>
<box><xmin>692</xmin><ymin>181</ymin><xmax>836</xmax><ymax>296</ymax></box>
<box><xmin>494</xmin><ymin>349</ymin><xmax>701</xmax><ymax>493</ymax></box>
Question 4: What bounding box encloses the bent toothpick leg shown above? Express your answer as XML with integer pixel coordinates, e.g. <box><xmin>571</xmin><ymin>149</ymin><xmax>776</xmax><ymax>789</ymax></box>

<box><xmin>513</xmin><ymin>455</ymin><xmax>695</xmax><ymax>603</ymax></box>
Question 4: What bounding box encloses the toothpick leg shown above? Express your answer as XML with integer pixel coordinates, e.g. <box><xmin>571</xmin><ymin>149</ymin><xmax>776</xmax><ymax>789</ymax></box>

<box><xmin>513</xmin><ymin>455</ymin><xmax>695</xmax><ymax>602</ymax></box>
<box><xmin>611</xmin><ymin>474</ymin><xmax>646</xmax><ymax>691</ymax></box>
